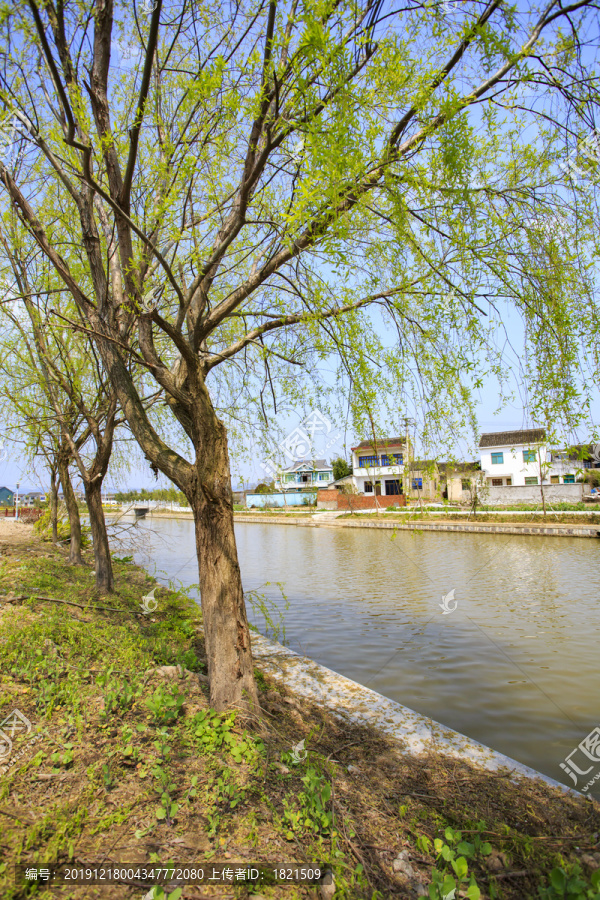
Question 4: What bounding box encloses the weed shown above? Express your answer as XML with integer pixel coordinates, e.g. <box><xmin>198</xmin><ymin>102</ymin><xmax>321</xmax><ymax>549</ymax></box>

<box><xmin>281</xmin><ymin>762</ymin><xmax>334</xmax><ymax>838</ymax></box>
<box><xmin>538</xmin><ymin>864</ymin><xmax>600</xmax><ymax>899</ymax></box>
<box><xmin>101</xmin><ymin>763</ymin><xmax>114</xmax><ymax>790</ymax></box>
<box><xmin>205</xmin><ymin>767</ymin><xmax>247</xmax><ymax>836</ymax></box>
<box><xmin>96</xmin><ymin>667</ymin><xmax>139</xmax><ymax>717</ymax></box>
<box><xmin>245</xmin><ymin>582</ymin><xmax>289</xmax><ymax>643</ymax></box>
<box><xmin>50</xmin><ymin>743</ymin><xmax>74</xmax><ymax>770</ymax></box>
<box><xmin>418</xmin><ymin>826</ymin><xmax>485</xmax><ymax>899</ymax></box>
<box><xmin>145</xmin><ymin>684</ymin><xmax>185</xmax><ymax>725</ymax></box>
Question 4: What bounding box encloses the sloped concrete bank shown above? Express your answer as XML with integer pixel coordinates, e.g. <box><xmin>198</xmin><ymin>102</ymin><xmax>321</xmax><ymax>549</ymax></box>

<box><xmin>250</xmin><ymin>630</ymin><xmax>577</xmax><ymax>796</ymax></box>
<box><xmin>235</xmin><ymin>513</ymin><xmax>600</xmax><ymax>538</ymax></box>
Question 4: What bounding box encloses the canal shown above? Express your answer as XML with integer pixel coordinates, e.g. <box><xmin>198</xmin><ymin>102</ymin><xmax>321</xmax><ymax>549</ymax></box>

<box><xmin>128</xmin><ymin>517</ymin><xmax>600</xmax><ymax>792</ymax></box>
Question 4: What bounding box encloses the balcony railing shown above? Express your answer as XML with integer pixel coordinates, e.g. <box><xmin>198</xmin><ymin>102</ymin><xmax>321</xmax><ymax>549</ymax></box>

<box><xmin>281</xmin><ymin>475</ymin><xmax>333</xmax><ymax>485</ymax></box>
<box><xmin>357</xmin><ymin>455</ymin><xmax>403</xmax><ymax>467</ymax></box>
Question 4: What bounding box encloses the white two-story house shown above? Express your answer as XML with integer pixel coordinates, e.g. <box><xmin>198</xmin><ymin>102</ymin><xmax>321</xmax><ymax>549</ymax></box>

<box><xmin>276</xmin><ymin>458</ymin><xmax>334</xmax><ymax>492</ymax></box>
<box><xmin>479</xmin><ymin>428</ymin><xmax>548</xmax><ymax>487</ymax></box>
<box><xmin>479</xmin><ymin>428</ymin><xmax>580</xmax><ymax>487</ymax></box>
<box><xmin>351</xmin><ymin>437</ymin><xmax>408</xmax><ymax>496</ymax></box>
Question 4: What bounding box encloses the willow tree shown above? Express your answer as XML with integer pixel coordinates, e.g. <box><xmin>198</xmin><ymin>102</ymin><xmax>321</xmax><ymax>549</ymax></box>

<box><xmin>1</xmin><ymin>0</ymin><xmax>598</xmax><ymax>710</ymax></box>
<box><xmin>0</xmin><ymin>228</ymin><xmax>122</xmax><ymax>583</ymax></box>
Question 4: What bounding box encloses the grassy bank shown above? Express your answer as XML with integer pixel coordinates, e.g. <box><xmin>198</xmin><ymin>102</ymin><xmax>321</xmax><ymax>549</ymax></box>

<box><xmin>345</xmin><ymin>511</ymin><xmax>600</xmax><ymax>526</ymax></box>
<box><xmin>1</xmin><ymin>525</ymin><xmax>600</xmax><ymax>899</ymax></box>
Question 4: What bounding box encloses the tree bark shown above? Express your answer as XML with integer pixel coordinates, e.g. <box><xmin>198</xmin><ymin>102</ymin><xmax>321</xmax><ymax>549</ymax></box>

<box><xmin>57</xmin><ymin>455</ymin><xmax>83</xmax><ymax>565</ymax></box>
<box><xmin>189</xmin><ymin>387</ymin><xmax>259</xmax><ymax>715</ymax></box>
<box><xmin>85</xmin><ymin>478</ymin><xmax>114</xmax><ymax>593</ymax></box>
<box><xmin>49</xmin><ymin>466</ymin><xmax>59</xmax><ymax>544</ymax></box>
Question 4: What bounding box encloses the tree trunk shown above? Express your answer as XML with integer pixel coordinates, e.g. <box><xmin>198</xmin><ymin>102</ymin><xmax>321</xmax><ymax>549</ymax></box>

<box><xmin>49</xmin><ymin>466</ymin><xmax>59</xmax><ymax>544</ymax></box>
<box><xmin>189</xmin><ymin>395</ymin><xmax>259</xmax><ymax>716</ymax></box>
<box><xmin>85</xmin><ymin>479</ymin><xmax>114</xmax><ymax>593</ymax></box>
<box><xmin>57</xmin><ymin>457</ymin><xmax>83</xmax><ymax>565</ymax></box>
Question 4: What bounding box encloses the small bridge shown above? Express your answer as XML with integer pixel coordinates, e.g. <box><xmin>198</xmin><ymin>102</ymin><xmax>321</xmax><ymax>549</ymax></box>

<box><xmin>3</xmin><ymin>507</ymin><xmax>43</xmax><ymax>523</ymax></box>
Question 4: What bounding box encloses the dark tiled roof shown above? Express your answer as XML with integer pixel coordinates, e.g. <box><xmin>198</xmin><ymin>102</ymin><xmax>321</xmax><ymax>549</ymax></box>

<box><xmin>323</xmin><ymin>475</ymin><xmax>353</xmax><ymax>488</ymax></box>
<box><xmin>281</xmin><ymin>458</ymin><xmax>329</xmax><ymax>472</ymax></box>
<box><xmin>438</xmin><ymin>461</ymin><xmax>481</xmax><ymax>474</ymax></box>
<box><xmin>351</xmin><ymin>437</ymin><xmax>405</xmax><ymax>452</ymax></box>
<box><xmin>479</xmin><ymin>428</ymin><xmax>546</xmax><ymax>448</ymax></box>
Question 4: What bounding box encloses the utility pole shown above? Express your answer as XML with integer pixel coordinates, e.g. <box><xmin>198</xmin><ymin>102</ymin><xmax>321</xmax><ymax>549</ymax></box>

<box><xmin>399</xmin><ymin>416</ymin><xmax>416</xmax><ymax>500</ymax></box>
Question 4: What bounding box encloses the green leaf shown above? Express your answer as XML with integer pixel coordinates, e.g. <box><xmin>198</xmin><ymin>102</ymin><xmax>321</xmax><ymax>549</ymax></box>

<box><xmin>457</xmin><ymin>841</ymin><xmax>475</xmax><ymax>858</ymax></box>
<box><xmin>442</xmin><ymin>874</ymin><xmax>457</xmax><ymax>895</ymax></box>
<box><xmin>549</xmin><ymin>868</ymin><xmax>567</xmax><ymax>891</ymax></box>
<box><xmin>452</xmin><ymin>856</ymin><xmax>468</xmax><ymax>880</ymax></box>
<box><xmin>167</xmin><ymin>890</ymin><xmax>183</xmax><ymax>900</ymax></box>
<box><xmin>155</xmin><ymin>806</ymin><xmax>167</xmax><ymax>820</ymax></box>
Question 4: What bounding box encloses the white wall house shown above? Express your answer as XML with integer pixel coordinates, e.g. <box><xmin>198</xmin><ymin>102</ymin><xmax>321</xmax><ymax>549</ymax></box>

<box><xmin>20</xmin><ymin>489</ymin><xmax>46</xmax><ymax>507</ymax></box>
<box><xmin>479</xmin><ymin>429</ymin><xmax>579</xmax><ymax>487</ymax></box>
<box><xmin>351</xmin><ymin>437</ymin><xmax>408</xmax><ymax>496</ymax></box>
<box><xmin>276</xmin><ymin>458</ymin><xmax>334</xmax><ymax>492</ymax></box>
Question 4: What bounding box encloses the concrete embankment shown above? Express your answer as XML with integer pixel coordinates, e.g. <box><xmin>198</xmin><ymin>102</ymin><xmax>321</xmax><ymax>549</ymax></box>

<box><xmin>251</xmin><ymin>631</ymin><xmax>578</xmax><ymax>796</ymax></box>
<box><xmin>121</xmin><ymin>509</ymin><xmax>600</xmax><ymax>538</ymax></box>
<box><xmin>234</xmin><ymin>513</ymin><xmax>600</xmax><ymax>539</ymax></box>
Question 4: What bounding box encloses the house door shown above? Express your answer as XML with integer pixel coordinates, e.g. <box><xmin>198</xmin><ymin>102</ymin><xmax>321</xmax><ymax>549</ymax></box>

<box><xmin>374</xmin><ymin>481</ymin><xmax>382</xmax><ymax>496</ymax></box>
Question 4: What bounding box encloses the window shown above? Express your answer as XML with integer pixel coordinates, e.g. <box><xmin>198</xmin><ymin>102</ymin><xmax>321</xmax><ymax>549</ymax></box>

<box><xmin>491</xmin><ymin>452</ymin><xmax>504</xmax><ymax>464</ymax></box>
<box><xmin>359</xmin><ymin>455</ymin><xmax>378</xmax><ymax>467</ymax></box>
<box><xmin>385</xmin><ymin>479</ymin><xmax>402</xmax><ymax>495</ymax></box>
<box><xmin>584</xmin><ymin>460</ymin><xmax>592</xmax><ymax>469</ymax></box>
<box><xmin>551</xmin><ymin>475</ymin><xmax>559</xmax><ymax>484</ymax></box>
<box><xmin>319</xmin><ymin>472</ymin><xmax>332</xmax><ymax>481</ymax></box>
<box><xmin>523</xmin><ymin>450</ymin><xmax>536</xmax><ymax>463</ymax></box>
<box><xmin>461</xmin><ymin>478</ymin><xmax>471</xmax><ymax>490</ymax></box>
<box><xmin>563</xmin><ymin>474</ymin><xmax>575</xmax><ymax>484</ymax></box>
<box><xmin>364</xmin><ymin>481</ymin><xmax>373</xmax><ymax>493</ymax></box>
<box><xmin>525</xmin><ymin>476</ymin><xmax>538</xmax><ymax>485</ymax></box>
<box><xmin>412</xmin><ymin>478</ymin><xmax>423</xmax><ymax>490</ymax></box>
<box><xmin>491</xmin><ymin>478</ymin><xmax>503</xmax><ymax>486</ymax></box>
<box><xmin>381</xmin><ymin>454</ymin><xmax>403</xmax><ymax>466</ymax></box>
<box><xmin>506</xmin><ymin>477</ymin><xmax>512</xmax><ymax>486</ymax></box>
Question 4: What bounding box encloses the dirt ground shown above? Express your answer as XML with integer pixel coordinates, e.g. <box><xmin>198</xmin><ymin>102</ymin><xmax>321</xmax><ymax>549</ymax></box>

<box><xmin>0</xmin><ymin>519</ymin><xmax>37</xmax><ymax>544</ymax></box>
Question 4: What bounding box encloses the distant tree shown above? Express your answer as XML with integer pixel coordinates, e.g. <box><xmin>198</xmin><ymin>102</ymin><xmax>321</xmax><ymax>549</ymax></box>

<box><xmin>332</xmin><ymin>458</ymin><xmax>352</xmax><ymax>481</ymax></box>
<box><xmin>255</xmin><ymin>482</ymin><xmax>275</xmax><ymax>494</ymax></box>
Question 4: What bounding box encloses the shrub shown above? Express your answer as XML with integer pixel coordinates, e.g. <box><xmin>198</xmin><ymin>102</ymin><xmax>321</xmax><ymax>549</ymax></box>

<box><xmin>33</xmin><ymin>505</ymin><xmax>91</xmax><ymax>547</ymax></box>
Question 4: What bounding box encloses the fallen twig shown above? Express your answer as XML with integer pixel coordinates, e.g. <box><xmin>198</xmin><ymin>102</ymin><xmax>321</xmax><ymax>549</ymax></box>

<box><xmin>493</xmin><ymin>870</ymin><xmax>531</xmax><ymax>880</ymax></box>
<box><xmin>326</xmin><ymin>740</ymin><xmax>363</xmax><ymax>761</ymax></box>
<box><xmin>24</xmin><ymin>595</ymin><xmax>128</xmax><ymax>613</ymax></box>
<box><xmin>0</xmin><ymin>809</ymin><xmax>33</xmax><ymax>824</ymax></box>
